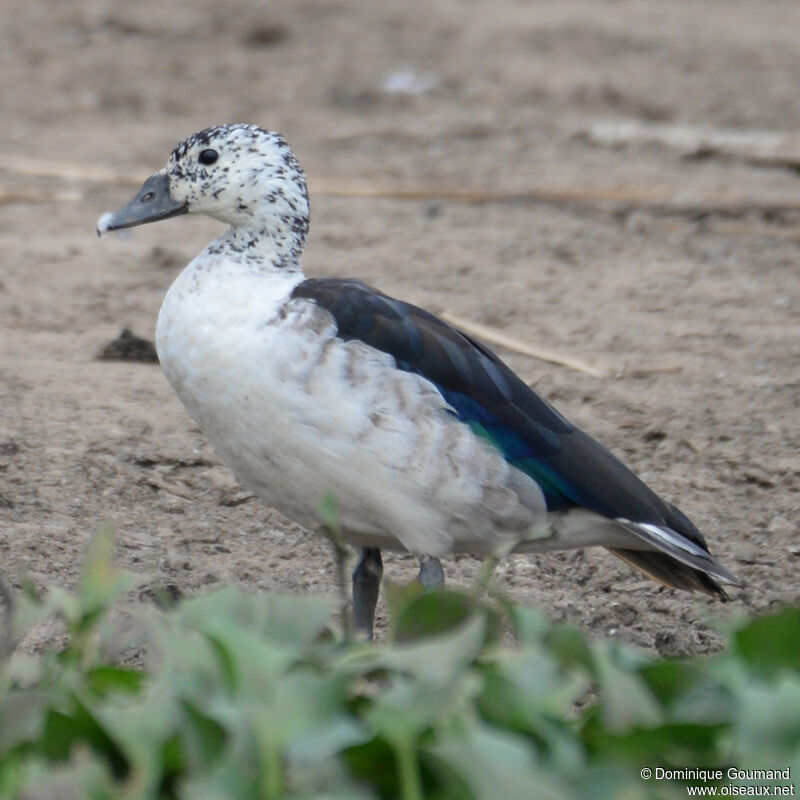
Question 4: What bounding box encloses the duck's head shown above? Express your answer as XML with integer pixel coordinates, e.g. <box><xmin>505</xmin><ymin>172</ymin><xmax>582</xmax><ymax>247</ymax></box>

<box><xmin>97</xmin><ymin>124</ymin><xmax>309</xmax><ymax>260</ymax></box>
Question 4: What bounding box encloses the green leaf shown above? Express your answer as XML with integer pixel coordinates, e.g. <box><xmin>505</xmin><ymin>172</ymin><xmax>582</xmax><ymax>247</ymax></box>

<box><xmin>77</xmin><ymin>527</ymin><xmax>139</xmax><ymax>625</ymax></box>
<box><xmin>0</xmin><ymin>690</ymin><xmax>50</xmax><ymax>751</ymax></box>
<box><xmin>429</xmin><ymin>721</ymin><xmax>565</xmax><ymax>800</ymax></box>
<box><xmin>202</xmin><ymin>624</ymin><xmax>300</xmax><ymax>694</ymax></box>
<box><xmin>509</xmin><ymin>605</ymin><xmax>551</xmax><ymax>645</ymax></box>
<box><xmin>384</xmin><ymin>579</ymin><xmax>425</xmax><ymax>628</ymax></box>
<box><xmin>1</xmin><ymin>652</ymin><xmax>44</xmax><ymax>691</ymax></box>
<box><xmin>543</xmin><ymin>623</ymin><xmax>595</xmax><ymax>676</ymax></box>
<box><xmin>366</xmin><ymin>675</ymin><xmax>459</xmax><ymax>744</ymax></box>
<box><xmin>144</xmin><ymin>613</ymin><xmax>231</xmax><ymax>701</ymax></box>
<box><xmin>732</xmin><ymin>607</ymin><xmax>800</xmax><ymax>677</ymax></box>
<box><xmin>582</xmin><ymin>718</ymin><xmax>727</xmax><ymax>768</ymax></box>
<box><xmin>176</xmin><ymin>760</ymin><xmax>260</xmax><ymax>800</ymax></box>
<box><xmin>179</xmin><ymin>587</ymin><xmax>331</xmax><ymax>649</ymax></box>
<box><xmin>391</xmin><ymin>590</ymin><xmax>481</xmax><ymax>642</ymax></box>
<box><xmin>180</xmin><ymin>700</ymin><xmax>228</xmax><ymax>771</ymax></box>
<box><xmin>639</xmin><ymin>661</ymin><xmax>734</xmax><ymax>726</ymax></box>
<box><xmin>341</xmin><ymin>737</ymin><xmax>400</xmax><ymax>798</ymax></box>
<box><xmin>38</xmin><ymin>586</ymin><xmax>83</xmax><ymax>629</ymax></box>
<box><xmin>43</xmin><ymin>694</ymin><xmax>129</xmax><ymax>778</ymax></box>
<box><xmin>318</xmin><ymin>490</ymin><xmax>340</xmax><ymax>532</ymax></box>
<box><xmin>571</xmin><ymin>767</ymin><xmax>662</xmax><ymax>800</ymax></box>
<box><xmin>489</xmin><ymin>644</ymin><xmax>590</xmax><ymax>717</ymax></box>
<box><xmin>91</xmin><ymin>689</ymin><xmax>184</xmax><ymax>792</ymax></box>
<box><xmin>252</xmin><ymin>668</ymin><xmax>364</xmax><ymax>754</ymax></box>
<box><xmin>11</xmin><ymin>753</ymin><xmax>118</xmax><ymax>800</ymax></box>
<box><xmin>286</xmin><ymin>716</ymin><xmax>367</xmax><ymax>765</ymax></box>
<box><xmin>478</xmin><ymin>670</ymin><xmax>585</xmax><ymax>773</ymax></box>
<box><xmin>733</xmin><ymin>675</ymin><xmax>800</xmax><ymax>758</ymax></box>
<box><xmin>87</xmin><ymin>666</ymin><xmax>145</xmax><ymax>697</ymax></box>
<box><xmin>374</xmin><ymin>613</ymin><xmax>488</xmax><ymax>688</ymax></box>
<box><xmin>592</xmin><ymin>642</ymin><xmax>662</xmax><ymax>733</ymax></box>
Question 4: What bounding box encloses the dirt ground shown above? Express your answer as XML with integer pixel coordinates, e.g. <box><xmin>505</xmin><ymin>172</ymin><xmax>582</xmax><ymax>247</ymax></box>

<box><xmin>1</xmin><ymin>0</ymin><xmax>798</xmax><ymax>655</ymax></box>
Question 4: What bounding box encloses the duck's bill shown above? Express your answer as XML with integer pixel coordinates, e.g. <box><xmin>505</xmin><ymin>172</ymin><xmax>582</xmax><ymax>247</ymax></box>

<box><xmin>96</xmin><ymin>172</ymin><xmax>188</xmax><ymax>237</ymax></box>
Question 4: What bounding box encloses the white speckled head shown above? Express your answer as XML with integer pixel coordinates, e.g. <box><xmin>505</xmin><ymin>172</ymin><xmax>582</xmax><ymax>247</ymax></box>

<box><xmin>167</xmin><ymin>124</ymin><xmax>309</xmax><ymax>256</ymax></box>
<box><xmin>98</xmin><ymin>123</ymin><xmax>309</xmax><ymax>266</ymax></box>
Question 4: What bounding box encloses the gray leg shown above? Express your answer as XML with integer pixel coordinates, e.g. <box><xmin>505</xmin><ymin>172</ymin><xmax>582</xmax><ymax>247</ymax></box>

<box><xmin>352</xmin><ymin>548</ymin><xmax>382</xmax><ymax>639</ymax></box>
<box><xmin>417</xmin><ymin>556</ymin><xmax>444</xmax><ymax>590</ymax></box>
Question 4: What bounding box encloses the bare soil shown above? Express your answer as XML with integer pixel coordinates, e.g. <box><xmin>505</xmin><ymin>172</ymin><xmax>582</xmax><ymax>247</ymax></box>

<box><xmin>1</xmin><ymin>0</ymin><xmax>798</xmax><ymax>655</ymax></box>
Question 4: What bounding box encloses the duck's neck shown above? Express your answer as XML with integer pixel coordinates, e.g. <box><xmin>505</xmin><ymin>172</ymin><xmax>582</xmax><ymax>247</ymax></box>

<box><xmin>207</xmin><ymin>224</ymin><xmax>306</xmax><ymax>272</ymax></box>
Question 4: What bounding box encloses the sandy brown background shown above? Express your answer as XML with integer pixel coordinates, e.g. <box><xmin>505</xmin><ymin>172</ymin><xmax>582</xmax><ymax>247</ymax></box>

<box><xmin>1</xmin><ymin>0</ymin><xmax>798</xmax><ymax>654</ymax></box>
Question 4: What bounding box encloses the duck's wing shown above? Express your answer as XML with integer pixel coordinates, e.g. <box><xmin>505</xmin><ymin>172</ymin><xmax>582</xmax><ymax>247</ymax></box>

<box><xmin>291</xmin><ymin>278</ymin><xmax>738</xmax><ymax>597</ymax></box>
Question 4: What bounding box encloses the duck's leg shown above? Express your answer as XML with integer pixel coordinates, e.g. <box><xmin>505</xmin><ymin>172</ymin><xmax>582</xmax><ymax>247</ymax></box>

<box><xmin>417</xmin><ymin>556</ymin><xmax>444</xmax><ymax>590</ymax></box>
<box><xmin>352</xmin><ymin>547</ymin><xmax>383</xmax><ymax>639</ymax></box>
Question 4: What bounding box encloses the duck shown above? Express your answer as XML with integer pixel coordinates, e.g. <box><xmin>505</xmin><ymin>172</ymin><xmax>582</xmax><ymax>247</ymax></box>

<box><xmin>97</xmin><ymin>123</ymin><xmax>738</xmax><ymax>638</ymax></box>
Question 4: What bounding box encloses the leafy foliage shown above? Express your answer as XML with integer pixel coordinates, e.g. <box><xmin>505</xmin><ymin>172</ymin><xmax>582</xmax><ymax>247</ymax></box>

<box><xmin>1</xmin><ymin>532</ymin><xmax>798</xmax><ymax>799</ymax></box>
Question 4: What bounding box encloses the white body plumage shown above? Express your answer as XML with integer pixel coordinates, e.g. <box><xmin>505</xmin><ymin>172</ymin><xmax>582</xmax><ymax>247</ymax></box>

<box><xmin>155</xmin><ymin>244</ymin><xmax>549</xmax><ymax>557</ymax></box>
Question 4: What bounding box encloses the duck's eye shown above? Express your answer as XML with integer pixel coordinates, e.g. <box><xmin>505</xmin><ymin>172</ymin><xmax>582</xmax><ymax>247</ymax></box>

<box><xmin>198</xmin><ymin>149</ymin><xmax>219</xmax><ymax>165</ymax></box>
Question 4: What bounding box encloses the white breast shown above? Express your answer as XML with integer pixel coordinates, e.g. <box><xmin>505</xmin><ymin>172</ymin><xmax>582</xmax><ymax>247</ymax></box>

<box><xmin>155</xmin><ymin>252</ymin><xmax>548</xmax><ymax>557</ymax></box>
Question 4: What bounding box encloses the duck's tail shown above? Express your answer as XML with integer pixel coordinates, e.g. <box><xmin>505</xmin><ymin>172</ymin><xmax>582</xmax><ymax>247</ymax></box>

<box><xmin>607</xmin><ymin>546</ymin><xmax>732</xmax><ymax>599</ymax></box>
<box><xmin>609</xmin><ymin>515</ymin><xmax>739</xmax><ymax>599</ymax></box>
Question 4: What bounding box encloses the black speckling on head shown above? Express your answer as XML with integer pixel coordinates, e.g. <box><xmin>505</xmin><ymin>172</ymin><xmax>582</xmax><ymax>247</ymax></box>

<box><xmin>171</xmin><ymin>123</ymin><xmax>259</xmax><ymax>162</ymax></box>
<box><xmin>165</xmin><ymin>123</ymin><xmax>310</xmax><ymax>269</ymax></box>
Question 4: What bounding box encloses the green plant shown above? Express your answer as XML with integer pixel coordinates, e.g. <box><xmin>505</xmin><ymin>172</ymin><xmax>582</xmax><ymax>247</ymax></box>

<box><xmin>1</xmin><ymin>531</ymin><xmax>798</xmax><ymax>799</ymax></box>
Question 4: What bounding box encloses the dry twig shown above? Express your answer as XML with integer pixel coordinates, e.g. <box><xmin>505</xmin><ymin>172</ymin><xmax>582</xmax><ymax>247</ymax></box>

<box><xmin>144</xmin><ymin>475</ymin><xmax>194</xmax><ymax>500</ymax></box>
<box><xmin>5</xmin><ymin>154</ymin><xmax>148</xmax><ymax>186</ymax></box>
<box><xmin>440</xmin><ymin>311</ymin><xmax>609</xmax><ymax>378</ymax></box>
<box><xmin>580</xmin><ymin>119</ymin><xmax>800</xmax><ymax>170</ymax></box>
<box><xmin>6</xmin><ymin>154</ymin><xmax>800</xmax><ymax>214</ymax></box>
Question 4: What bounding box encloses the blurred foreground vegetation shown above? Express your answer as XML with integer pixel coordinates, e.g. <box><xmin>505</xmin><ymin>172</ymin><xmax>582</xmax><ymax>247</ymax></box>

<box><xmin>0</xmin><ymin>532</ymin><xmax>798</xmax><ymax>800</ymax></box>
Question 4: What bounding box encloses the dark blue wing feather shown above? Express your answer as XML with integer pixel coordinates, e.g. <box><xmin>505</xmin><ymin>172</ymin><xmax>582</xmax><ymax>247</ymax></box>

<box><xmin>290</xmin><ymin>278</ymin><xmax>709</xmax><ymax>549</ymax></box>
